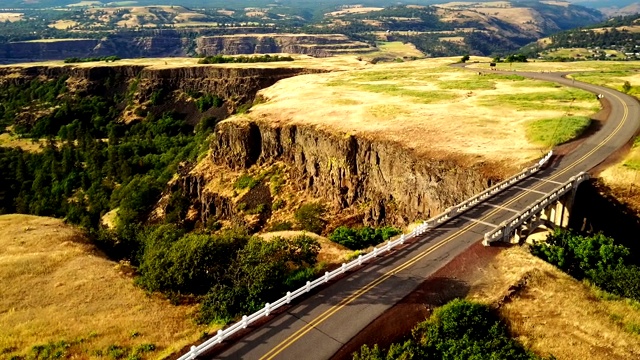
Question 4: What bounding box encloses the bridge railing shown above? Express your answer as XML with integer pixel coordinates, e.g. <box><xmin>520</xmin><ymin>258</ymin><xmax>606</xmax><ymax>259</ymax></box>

<box><xmin>178</xmin><ymin>151</ymin><xmax>553</xmax><ymax>360</ymax></box>
<box><xmin>425</xmin><ymin>151</ymin><xmax>553</xmax><ymax>227</ymax></box>
<box><xmin>483</xmin><ymin>172</ymin><xmax>589</xmax><ymax>245</ymax></box>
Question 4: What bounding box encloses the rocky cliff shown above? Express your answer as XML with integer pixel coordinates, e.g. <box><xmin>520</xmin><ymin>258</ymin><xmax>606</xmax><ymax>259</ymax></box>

<box><xmin>187</xmin><ymin>118</ymin><xmax>495</xmax><ymax>227</ymax></box>
<box><xmin>0</xmin><ymin>31</ymin><xmax>373</xmax><ymax>64</ymax></box>
<box><xmin>0</xmin><ymin>65</ymin><xmax>325</xmax><ymax>115</ymax></box>
<box><xmin>196</xmin><ymin>34</ymin><xmax>375</xmax><ymax>57</ymax></box>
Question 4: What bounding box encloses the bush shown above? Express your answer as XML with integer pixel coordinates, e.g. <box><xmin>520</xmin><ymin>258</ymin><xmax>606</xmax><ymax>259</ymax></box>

<box><xmin>329</xmin><ymin>226</ymin><xmax>401</xmax><ymax>250</ymax></box>
<box><xmin>195</xmin><ymin>94</ymin><xmax>223</xmax><ymax>112</ymax></box>
<box><xmin>136</xmin><ymin>227</ymin><xmax>249</xmax><ymax>295</ymax></box>
<box><xmin>234</xmin><ymin>174</ymin><xmax>259</xmax><ymax>189</ymax></box>
<box><xmin>532</xmin><ymin>229</ymin><xmax>640</xmax><ymax>301</ymax></box>
<box><xmin>198</xmin><ymin>235</ymin><xmax>320</xmax><ymax>322</ymax></box>
<box><xmin>294</xmin><ymin>203</ymin><xmax>326</xmax><ymax>234</ymax></box>
<box><xmin>269</xmin><ymin>221</ymin><xmax>293</xmax><ymax>231</ymax></box>
<box><xmin>354</xmin><ymin>299</ymin><xmax>540</xmax><ymax>360</ymax></box>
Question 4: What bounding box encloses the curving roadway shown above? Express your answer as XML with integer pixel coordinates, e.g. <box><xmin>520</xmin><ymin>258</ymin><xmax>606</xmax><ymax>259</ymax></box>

<box><xmin>204</xmin><ymin>69</ymin><xmax>640</xmax><ymax>360</ymax></box>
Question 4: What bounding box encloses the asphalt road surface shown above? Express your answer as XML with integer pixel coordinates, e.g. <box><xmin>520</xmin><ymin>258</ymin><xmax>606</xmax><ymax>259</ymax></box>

<box><xmin>206</xmin><ymin>70</ymin><xmax>640</xmax><ymax>360</ymax></box>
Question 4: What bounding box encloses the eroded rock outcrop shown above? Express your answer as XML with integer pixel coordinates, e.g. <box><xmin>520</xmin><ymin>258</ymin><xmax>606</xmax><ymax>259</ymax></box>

<box><xmin>196</xmin><ymin>34</ymin><xmax>374</xmax><ymax>57</ymax></box>
<box><xmin>205</xmin><ymin>119</ymin><xmax>496</xmax><ymax>225</ymax></box>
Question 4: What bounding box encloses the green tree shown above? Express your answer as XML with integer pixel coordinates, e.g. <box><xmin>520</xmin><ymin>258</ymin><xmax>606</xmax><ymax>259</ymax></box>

<box><xmin>623</xmin><ymin>81</ymin><xmax>632</xmax><ymax>93</ymax></box>
<box><xmin>460</xmin><ymin>54</ymin><xmax>470</xmax><ymax>63</ymax></box>
<box><xmin>294</xmin><ymin>203</ymin><xmax>327</xmax><ymax>234</ymax></box>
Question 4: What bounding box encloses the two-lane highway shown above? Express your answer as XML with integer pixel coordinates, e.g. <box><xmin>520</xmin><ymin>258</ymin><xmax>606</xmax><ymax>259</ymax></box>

<box><xmin>207</xmin><ymin>70</ymin><xmax>640</xmax><ymax>360</ymax></box>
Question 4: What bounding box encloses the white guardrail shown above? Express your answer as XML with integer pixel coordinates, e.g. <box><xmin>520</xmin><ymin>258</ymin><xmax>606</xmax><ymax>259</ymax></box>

<box><xmin>178</xmin><ymin>150</ymin><xmax>553</xmax><ymax>360</ymax></box>
<box><xmin>483</xmin><ymin>171</ymin><xmax>589</xmax><ymax>245</ymax></box>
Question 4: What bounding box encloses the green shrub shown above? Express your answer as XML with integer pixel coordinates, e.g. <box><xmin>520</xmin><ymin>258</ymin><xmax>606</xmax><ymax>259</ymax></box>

<box><xmin>198</xmin><ymin>54</ymin><xmax>294</xmax><ymax>64</ymax></box>
<box><xmin>195</xmin><ymin>94</ymin><xmax>223</xmax><ymax>112</ymax></box>
<box><xmin>269</xmin><ymin>221</ymin><xmax>293</xmax><ymax>231</ymax></box>
<box><xmin>272</xmin><ymin>199</ymin><xmax>285</xmax><ymax>211</ymax></box>
<box><xmin>198</xmin><ymin>235</ymin><xmax>320</xmax><ymax>323</ymax></box>
<box><xmin>532</xmin><ymin>229</ymin><xmax>640</xmax><ymax>301</ymax></box>
<box><xmin>234</xmin><ymin>174</ymin><xmax>259</xmax><ymax>189</ymax></box>
<box><xmin>294</xmin><ymin>203</ymin><xmax>326</xmax><ymax>234</ymax></box>
<box><xmin>329</xmin><ymin>226</ymin><xmax>401</xmax><ymax>250</ymax></box>
<box><xmin>354</xmin><ymin>299</ymin><xmax>540</xmax><ymax>360</ymax></box>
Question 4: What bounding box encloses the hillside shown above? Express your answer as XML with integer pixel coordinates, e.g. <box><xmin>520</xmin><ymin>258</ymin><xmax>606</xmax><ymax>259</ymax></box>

<box><xmin>0</xmin><ymin>1</ymin><xmax>604</xmax><ymax>62</ymax></box>
<box><xmin>522</xmin><ymin>13</ymin><xmax>640</xmax><ymax>59</ymax></box>
<box><xmin>0</xmin><ymin>214</ymin><xmax>213</xmax><ymax>359</ymax></box>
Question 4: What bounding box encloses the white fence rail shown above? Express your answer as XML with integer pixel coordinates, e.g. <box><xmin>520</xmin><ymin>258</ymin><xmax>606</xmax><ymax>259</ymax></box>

<box><xmin>425</xmin><ymin>151</ymin><xmax>553</xmax><ymax>228</ymax></box>
<box><xmin>483</xmin><ymin>171</ymin><xmax>589</xmax><ymax>245</ymax></box>
<box><xmin>178</xmin><ymin>151</ymin><xmax>553</xmax><ymax>360</ymax></box>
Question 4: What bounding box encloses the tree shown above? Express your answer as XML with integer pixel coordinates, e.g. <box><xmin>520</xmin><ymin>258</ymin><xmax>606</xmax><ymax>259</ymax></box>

<box><xmin>294</xmin><ymin>203</ymin><xmax>326</xmax><ymax>234</ymax></box>
<box><xmin>460</xmin><ymin>54</ymin><xmax>470</xmax><ymax>63</ymax></box>
<box><xmin>623</xmin><ymin>81</ymin><xmax>632</xmax><ymax>93</ymax></box>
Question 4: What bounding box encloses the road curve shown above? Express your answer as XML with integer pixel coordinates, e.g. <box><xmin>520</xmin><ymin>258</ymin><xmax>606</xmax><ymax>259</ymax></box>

<box><xmin>206</xmin><ymin>69</ymin><xmax>640</xmax><ymax>360</ymax></box>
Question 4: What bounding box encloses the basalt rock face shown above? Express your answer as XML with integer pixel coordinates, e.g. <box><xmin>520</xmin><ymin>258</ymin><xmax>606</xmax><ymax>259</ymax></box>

<box><xmin>0</xmin><ymin>30</ymin><xmax>189</xmax><ymax>63</ymax></box>
<box><xmin>210</xmin><ymin>119</ymin><xmax>493</xmax><ymax>225</ymax></box>
<box><xmin>0</xmin><ymin>31</ymin><xmax>372</xmax><ymax>64</ymax></box>
<box><xmin>0</xmin><ymin>65</ymin><xmax>326</xmax><ymax>113</ymax></box>
<box><xmin>196</xmin><ymin>34</ymin><xmax>374</xmax><ymax>57</ymax></box>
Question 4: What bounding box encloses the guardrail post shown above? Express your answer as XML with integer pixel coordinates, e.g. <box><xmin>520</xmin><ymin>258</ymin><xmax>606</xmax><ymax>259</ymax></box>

<box><xmin>242</xmin><ymin>315</ymin><xmax>248</xmax><ymax>329</ymax></box>
<box><xmin>400</xmin><ymin>234</ymin><xmax>405</xmax><ymax>244</ymax></box>
<box><xmin>286</xmin><ymin>291</ymin><xmax>291</xmax><ymax>304</ymax></box>
<box><xmin>216</xmin><ymin>329</ymin><xmax>223</xmax><ymax>344</ymax></box>
<box><xmin>386</xmin><ymin>240</ymin><xmax>392</xmax><ymax>251</ymax></box>
<box><xmin>305</xmin><ymin>281</ymin><xmax>310</xmax><ymax>292</ymax></box>
<box><xmin>189</xmin><ymin>346</ymin><xmax>198</xmax><ymax>359</ymax></box>
<box><xmin>341</xmin><ymin>263</ymin><xmax>346</xmax><ymax>273</ymax></box>
<box><xmin>265</xmin><ymin>303</ymin><xmax>270</xmax><ymax>316</ymax></box>
<box><xmin>373</xmin><ymin>247</ymin><xmax>378</xmax><ymax>257</ymax></box>
<box><xmin>358</xmin><ymin>254</ymin><xmax>363</xmax><ymax>265</ymax></box>
<box><xmin>324</xmin><ymin>271</ymin><xmax>329</xmax><ymax>283</ymax></box>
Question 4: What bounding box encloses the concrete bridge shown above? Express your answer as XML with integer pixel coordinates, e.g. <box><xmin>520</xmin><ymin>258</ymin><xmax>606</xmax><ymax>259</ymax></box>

<box><xmin>483</xmin><ymin>172</ymin><xmax>589</xmax><ymax>245</ymax></box>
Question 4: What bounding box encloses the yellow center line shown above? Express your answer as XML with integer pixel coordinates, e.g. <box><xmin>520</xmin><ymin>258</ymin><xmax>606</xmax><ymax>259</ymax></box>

<box><xmin>259</xmin><ymin>90</ymin><xmax>630</xmax><ymax>360</ymax></box>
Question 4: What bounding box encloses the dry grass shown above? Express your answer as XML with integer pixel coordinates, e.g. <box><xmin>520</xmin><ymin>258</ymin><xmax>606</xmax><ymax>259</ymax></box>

<box><xmin>468</xmin><ymin>60</ymin><xmax>640</xmax><ymax>73</ymax></box>
<box><xmin>0</xmin><ymin>133</ymin><xmax>44</xmax><ymax>152</ymax></box>
<box><xmin>0</xmin><ymin>13</ymin><xmax>23</xmax><ymax>22</ymax></box>
<box><xmin>0</xmin><ymin>54</ymin><xmax>367</xmax><ymax>72</ymax></box>
<box><xmin>244</xmin><ymin>56</ymin><xmax>598</xmax><ymax>167</ymax></box>
<box><xmin>0</xmin><ymin>214</ymin><xmax>216</xmax><ymax>359</ymax></box>
<box><xmin>48</xmin><ymin>20</ymin><xmax>79</xmax><ymax>29</ymax></box>
<box><xmin>258</xmin><ymin>231</ymin><xmax>351</xmax><ymax>265</ymax></box>
<box><xmin>326</xmin><ymin>7</ymin><xmax>384</xmax><ymax>17</ymax></box>
<box><xmin>470</xmin><ymin>246</ymin><xmax>640</xmax><ymax>359</ymax></box>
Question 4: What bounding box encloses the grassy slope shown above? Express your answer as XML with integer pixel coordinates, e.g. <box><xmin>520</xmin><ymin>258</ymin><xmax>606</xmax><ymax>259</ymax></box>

<box><xmin>0</xmin><ymin>214</ymin><xmax>217</xmax><ymax>359</ymax></box>
<box><xmin>470</xmin><ymin>246</ymin><xmax>640</xmax><ymax>359</ymax></box>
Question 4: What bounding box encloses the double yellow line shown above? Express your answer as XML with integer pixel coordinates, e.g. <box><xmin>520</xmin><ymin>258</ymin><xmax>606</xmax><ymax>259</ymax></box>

<box><xmin>259</xmin><ymin>87</ymin><xmax>630</xmax><ymax>360</ymax></box>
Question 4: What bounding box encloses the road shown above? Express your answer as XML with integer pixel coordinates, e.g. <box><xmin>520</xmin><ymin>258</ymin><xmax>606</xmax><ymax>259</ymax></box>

<box><xmin>207</xmin><ymin>71</ymin><xmax>640</xmax><ymax>360</ymax></box>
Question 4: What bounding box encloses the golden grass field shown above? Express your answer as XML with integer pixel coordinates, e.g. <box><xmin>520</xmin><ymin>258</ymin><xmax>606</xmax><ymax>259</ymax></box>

<box><xmin>243</xmin><ymin>56</ymin><xmax>598</xmax><ymax>169</ymax></box>
<box><xmin>471</xmin><ymin>246</ymin><xmax>640</xmax><ymax>359</ymax></box>
<box><xmin>0</xmin><ymin>215</ymin><xmax>217</xmax><ymax>360</ymax></box>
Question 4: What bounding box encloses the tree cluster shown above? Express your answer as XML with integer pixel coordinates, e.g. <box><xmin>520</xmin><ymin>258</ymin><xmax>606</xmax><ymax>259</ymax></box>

<box><xmin>354</xmin><ymin>299</ymin><xmax>543</xmax><ymax>360</ymax></box>
<box><xmin>329</xmin><ymin>226</ymin><xmax>400</xmax><ymax>250</ymax></box>
<box><xmin>532</xmin><ymin>229</ymin><xmax>640</xmax><ymax>301</ymax></box>
<box><xmin>197</xmin><ymin>54</ymin><xmax>294</xmax><ymax>64</ymax></box>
